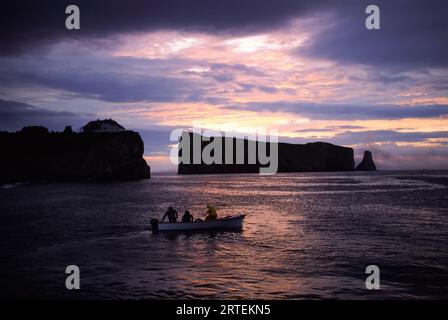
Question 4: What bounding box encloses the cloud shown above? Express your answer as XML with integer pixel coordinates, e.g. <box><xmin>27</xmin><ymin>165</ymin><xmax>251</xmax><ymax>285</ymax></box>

<box><xmin>0</xmin><ymin>0</ymin><xmax>320</xmax><ymax>55</ymax></box>
<box><xmin>300</xmin><ymin>0</ymin><xmax>448</xmax><ymax>70</ymax></box>
<box><xmin>295</xmin><ymin>125</ymin><xmax>364</xmax><ymax>132</ymax></box>
<box><xmin>21</xmin><ymin>71</ymin><xmax>204</xmax><ymax>103</ymax></box>
<box><xmin>281</xmin><ymin>129</ymin><xmax>448</xmax><ymax>146</ymax></box>
<box><xmin>0</xmin><ymin>99</ymin><xmax>91</xmax><ymax>131</ymax></box>
<box><xmin>181</xmin><ymin>63</ymin><xmax>265</xmax><ymax>84</ymax></box>
<box><xmin>348</xmin><ymin>72</ymin><xmax>414</xmax><ymax>86</ymax></box>
<box><xmin>0</xmin><ymin>51</ymin><xmax>211</xmax><ymax>103</ymax></box>
<box><xmin>210</xmin><ymin>63</ymin><xmax>265</xmax><ymax>77</ymax></box>
<box><xmin>227</xmin><ymin>101</ymin><xmax>448</xmax><ymax>120</ymax></box>
<box><xmin>325</xmin><ymin>130</ymin><xmax>448</xmax><ymax>145</ymax></box>
<box><xmin>2</xmin><ymin>0</ymin><xmax>447</xmax><ymax>73</ymax></box>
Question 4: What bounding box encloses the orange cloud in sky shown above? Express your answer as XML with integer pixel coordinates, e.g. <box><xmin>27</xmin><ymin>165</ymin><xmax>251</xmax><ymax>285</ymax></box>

<box><xmin>111</xmin><ymin>28</ymin><xmax>448</xmax><ymax>107</ymax></box>
<box><xmin>103</xmin><ymin>23</ymin><xmax>448</xmax><ymax>158</ymax></box>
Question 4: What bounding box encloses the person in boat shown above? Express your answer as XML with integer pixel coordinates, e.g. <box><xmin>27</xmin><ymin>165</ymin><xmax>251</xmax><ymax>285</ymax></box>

<box><xmin>204</xmin><ymin>204</ymin><xmax>217</xmax><ymax>221</ymax></box>
<box><xmin>163</xmin><ymin>206</ymin><xmax>178</xmax><ymax>223</ymax></box>
<box><xmin>181</xmin><ymin>210</ymin><xmax>194</xmax><ymax>222</ymax></box>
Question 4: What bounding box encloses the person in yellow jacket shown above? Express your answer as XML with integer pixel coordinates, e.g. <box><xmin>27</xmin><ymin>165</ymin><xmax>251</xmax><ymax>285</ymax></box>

<box><xmin>204</xmin><ymin>204</ymin><xmax>217</xmax><ymax>221</ymax></box>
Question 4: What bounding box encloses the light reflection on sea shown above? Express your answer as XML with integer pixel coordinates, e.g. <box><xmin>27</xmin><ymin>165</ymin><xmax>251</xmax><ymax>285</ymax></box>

<box><xmin>0</xmin><ymin>171</ymin><xmax>447</xmax><ymax>299</ymax></box>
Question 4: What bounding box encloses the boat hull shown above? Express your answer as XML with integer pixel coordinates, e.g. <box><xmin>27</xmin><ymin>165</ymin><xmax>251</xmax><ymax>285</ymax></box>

<box><xmin>154</xmin><ymin>214</ymin><xmax>245</xmax><ymax>232</ymax></box>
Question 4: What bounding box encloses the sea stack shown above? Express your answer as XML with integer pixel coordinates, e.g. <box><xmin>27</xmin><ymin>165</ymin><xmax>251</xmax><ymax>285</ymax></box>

<box><xmin>356</xmin><ymin>150</ymin><xmax>377</xmax><ymax>171</ymax></box>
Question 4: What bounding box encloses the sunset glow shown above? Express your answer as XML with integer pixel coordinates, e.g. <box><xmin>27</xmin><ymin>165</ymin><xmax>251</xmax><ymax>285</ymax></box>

<box><xmin>1</xmin><ymin>1</ymin><xmax>447</xmax><ymax>171</ymax></box>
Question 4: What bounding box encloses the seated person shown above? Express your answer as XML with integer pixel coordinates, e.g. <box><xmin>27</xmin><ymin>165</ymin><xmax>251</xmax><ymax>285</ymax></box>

<box><xmin>162</xmin><ymin>206</ymin><xmax>178</xmax><ymax>223</ymax></box>
<box><xmin>204</xmin><ymin>204</ymin><xmax>217</xmax><ymax>221</ymax></box>
<box><xmin>181</xmin><ymin>210</ymin><xmax>194</xmax><ymax>222</ymax></box>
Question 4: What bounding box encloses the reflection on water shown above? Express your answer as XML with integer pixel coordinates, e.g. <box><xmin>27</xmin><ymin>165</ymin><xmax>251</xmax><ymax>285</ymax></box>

<box><xmin>0</xmin><ymin>171</ymin><xmax>447</xmax><ymax>299</ymax></box>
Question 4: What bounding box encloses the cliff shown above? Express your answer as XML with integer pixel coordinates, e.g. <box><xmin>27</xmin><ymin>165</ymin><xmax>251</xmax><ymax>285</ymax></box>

<box><xmin>277</xmin><ymin>141</ymin><xmax>355</xmax><ymax>172</ymax></box>
<box><xmin>177</xmin><ymin>132</ymin><xmax>354</xmax><ymax>174</ymax></box>
<box><xmin>0</xmin><ymin>126</ymin><xmax>151</xmax><ymax>184</ymax></box>
<box><xmin>355</xmin><ymin>150</ymin><xmax>377</xmax><ymax>171</ymax></box>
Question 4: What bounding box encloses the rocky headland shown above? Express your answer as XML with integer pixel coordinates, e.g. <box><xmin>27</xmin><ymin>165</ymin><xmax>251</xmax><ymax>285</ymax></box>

<box><xmin>0</xmin><ymin>121</ymin><xmax>151</xmax><ymax>184</ymax></box>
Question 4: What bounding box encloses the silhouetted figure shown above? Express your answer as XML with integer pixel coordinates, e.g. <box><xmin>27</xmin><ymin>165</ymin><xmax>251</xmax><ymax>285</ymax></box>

<box><xmin>163</xmin><ymin>206</ymin><xmax>178</xmax><ymax>223</ymax></box>
<box><xmin>182</xmin><ymin>210</ymin><xmax>194</xmax><ymax>222</ymax></box>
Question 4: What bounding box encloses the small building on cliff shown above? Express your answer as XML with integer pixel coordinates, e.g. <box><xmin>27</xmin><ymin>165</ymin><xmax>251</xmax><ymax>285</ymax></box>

<box><xmin>82</xmin><ymin>119</ymin><xmax>125</xmax><ymax>133</ymax></box>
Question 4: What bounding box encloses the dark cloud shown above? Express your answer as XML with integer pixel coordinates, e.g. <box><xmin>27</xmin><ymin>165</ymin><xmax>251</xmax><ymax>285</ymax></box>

<box><xmin>0</xmin><ymin>0</ymin><xmax>321</xmax><ymax>55</ymax></box>
<box><xmin>182</xmin><ymin>63</ymin><xmax>265</xmax><ymax>84</ymax></box>
<box><xmin>1</xmin><ymin>0</ymin><xmax>446</xmax><ymax>73</ymax></box>
<box><xmin>295</xmin><ymin>125</ymin><xmax>364</xmax><ymax>132</ymax></box>
<box><xmin>210</xmin><ymin>63</ymin><xmax>265</xmax><ymax>77</ymax></box>
<box><xmin>0</xmin><ymin>53</ymin><xmax>210</xmax><ymax>103</ymax></box>
<box><xmin>210</xmin><ymin>74</ymin><xmax>234</xmax><ymax>83</ymax></box>
<box><xmin>236</xmin><ymin>83</ymin><xmax>257</xmax><ymax>93</ymax></box>
<box><xmin>0</xmin><ymin>99</ymin><xmax>91</xmax><ymax>131</ymax></box>
<box><xmin>348</xmin><ymin>72</ymin><xmax>413</xmax><ymax>86</ymax></box>
<box><xmin>324</xmin><ymin>130</ymin><xmax>448</xmax><ymax>146</ymax></box>
<box><xmin>234</xmin><ymin>83</ymin><xmax>283</xmax><ymax>94</ymax></box>
<box><xmin>301</xmin><ymin>0</ymin><xmax>448</xmax><ymax>69</ymax></box>
<box><xmin>21</xmin><ymin>71</ymin><xmax>205</xmax><ymax>103</ymax></box>
<box><xmin>258</xmin><ymin>86</ymin><xmax>279</xmax><ymax>94</ymax></box>
<box><xmin>227</xmin><ymin>101</ymin><xmax>448</xmax><ymax>120</ymax></box>
<box><xmin>1</xmin><ymin>0</ymin><xmax>446</xmax><ymax>72</ymax></box>
<box><xmin>282</xmin><ymin>129</ymin><xmax>448</xmax><ymax>145</ymax></box>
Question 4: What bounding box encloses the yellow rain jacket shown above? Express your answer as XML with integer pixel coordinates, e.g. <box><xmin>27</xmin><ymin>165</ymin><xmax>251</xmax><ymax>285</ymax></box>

<box><xmin>205</xmin><ymin>205</ymin><xmax>217</xmax><ymax>221</ymax></box>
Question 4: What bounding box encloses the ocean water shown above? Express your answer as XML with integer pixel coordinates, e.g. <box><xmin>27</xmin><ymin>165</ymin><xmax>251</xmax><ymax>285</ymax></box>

<box><xmin>0</xmin><ymin>171</ymin><xmax>447</xmax><ymax>299</ymax></box>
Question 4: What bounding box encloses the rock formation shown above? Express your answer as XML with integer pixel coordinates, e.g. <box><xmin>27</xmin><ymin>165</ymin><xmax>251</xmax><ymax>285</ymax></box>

<box><xmin>0</xmin><ymin>122</ymin><xmax>151</xmax><ymax>184</ymax></box>
<box><xmin>177</xmin><ymin>132</ymin><xmax>355</xmax><ymax>174</ymax></box>
<box><xmin>355</xmin><ymin>150</ymin><xmax>377</xmax><ymax>171</ymax></box>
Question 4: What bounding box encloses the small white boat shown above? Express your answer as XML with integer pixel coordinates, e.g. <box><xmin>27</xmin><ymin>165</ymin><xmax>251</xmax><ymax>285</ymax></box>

<box><xmin>151</xmin><ymin>214</ymin><xmax>246</xmax><ymax>233</ymax></box>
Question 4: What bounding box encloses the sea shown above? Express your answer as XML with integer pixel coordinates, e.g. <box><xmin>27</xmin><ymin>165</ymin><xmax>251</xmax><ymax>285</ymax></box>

<box><xmin>0</xmin><ymin>171</ymin><xmax>447</xmax><ymax>299</ymax></box>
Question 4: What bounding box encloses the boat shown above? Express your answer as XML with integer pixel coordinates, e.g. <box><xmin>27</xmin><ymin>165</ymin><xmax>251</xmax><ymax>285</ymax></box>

<box><xmin>150</xmin><ymin>214</ymin><xmax>246</xmax><ymax>233</ymax></box>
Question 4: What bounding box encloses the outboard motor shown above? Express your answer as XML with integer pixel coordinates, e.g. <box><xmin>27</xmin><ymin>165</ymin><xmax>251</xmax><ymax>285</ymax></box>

<box><xmin>150</xmin><ymin>219</ymin><xmax>159</xmax><ymax>234</ymax></box>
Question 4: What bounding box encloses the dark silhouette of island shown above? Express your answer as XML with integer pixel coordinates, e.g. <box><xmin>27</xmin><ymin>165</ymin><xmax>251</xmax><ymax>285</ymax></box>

<box><xmin>0</xmin><ymin>120</ymin><xmax>150</xmax><ymax>184</ymax></box>
<box><xmin>177</xmin><ymin>132</ymin><xmax>368</xmax><ymax>174</ymax></box>
<box><xmin>355</xmin><ymin>150</ymin><xmax>377</xmax><ymax>171</ymax></box>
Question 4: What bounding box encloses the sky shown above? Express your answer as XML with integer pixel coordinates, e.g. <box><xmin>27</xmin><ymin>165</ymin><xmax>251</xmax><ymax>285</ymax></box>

<box><xmin>0</xmin><ymin>0</ymin><xmax>447</xmax><ymax>171</ymax></box>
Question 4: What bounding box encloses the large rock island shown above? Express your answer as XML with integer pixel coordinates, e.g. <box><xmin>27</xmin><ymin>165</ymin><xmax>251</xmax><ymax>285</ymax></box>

<box><xmin>0</xmin><ymin>120</ymin><xmax>151</xmax><ymax>184</ymax></box>
<box><xmin>177</xmin><ymin>132</ymin><xmax>355</xmax><ymax>174</ymax></box>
